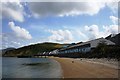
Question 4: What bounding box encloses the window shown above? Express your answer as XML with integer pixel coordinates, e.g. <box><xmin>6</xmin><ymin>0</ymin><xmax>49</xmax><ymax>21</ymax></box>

<box><xmin>82</xmin><ymin>48</ymin><xmax>85</xmax><ymax>52</ymax></box>
<box><xmin>78</xmin><ymin>48</ymin><xmax>81</xmax><ymax>52</ymax></box>
<box><xmin>76</xmin><ymin>48</ymin><xmax>78</xmax><ymax>52</ymax></box>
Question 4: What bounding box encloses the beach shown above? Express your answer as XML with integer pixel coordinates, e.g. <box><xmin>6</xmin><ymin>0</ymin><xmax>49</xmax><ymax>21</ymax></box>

<box><xmin>52</xmin><ymin>57</ymin><xmax>119</xmax><ymax>78</ymax></box>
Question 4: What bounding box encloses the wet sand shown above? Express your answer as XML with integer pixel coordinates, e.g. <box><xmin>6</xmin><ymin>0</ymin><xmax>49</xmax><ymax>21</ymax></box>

<box><xmin>52</xmin><ymin>57</ymin><xmax>118</xmax><ymax>78</ymax></box>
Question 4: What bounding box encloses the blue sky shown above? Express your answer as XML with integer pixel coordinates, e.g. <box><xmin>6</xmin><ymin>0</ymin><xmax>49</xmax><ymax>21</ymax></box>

<box><xmin>1</xmin><ymin>1</ymin><xmax>119</xmax><ymax>49</ymax></box>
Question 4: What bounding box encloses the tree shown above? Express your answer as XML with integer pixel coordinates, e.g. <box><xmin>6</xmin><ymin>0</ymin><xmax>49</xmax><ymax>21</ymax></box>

<box><xmin>92</xmin><ymin>41</ymin><xmax>107</xmax><ymax>58</ymax></box>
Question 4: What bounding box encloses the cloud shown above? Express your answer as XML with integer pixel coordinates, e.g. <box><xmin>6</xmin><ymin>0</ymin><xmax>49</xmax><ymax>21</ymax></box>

<box><xmin>1</xmin><ymin>1</ymin><xmax>118</xmax><ymax>21</ymax></box>
<box><xmin>85</xmin><ymin>25</ymin><xmax>101</xmax><ymax>40</ymax></box>
<box><xmin>1</xmin><ymin>33</ymin><xmax>22</xmax><ymax>49</ymax></box>
<box><xmin>106</xmin><ymin>2</ymin><xmax>118</xmax><ymax>14</ymax></box>
<box><xmin>8</xmin><ymin>21</ymin><xmax>32</xmax><ymax>39</ymax></box>
<box><xmin>1</xmin><ymin>0</ymin><xmax>24</xmax><ymax>22</ymax></box>
<box><xmin>48</xmin><ymin>29</ymin><xmax>73</xmax><ymax>43</ymax></box>
<box><xmin>103</xmin><ymin>25</ymin><xmax>118</xmax><ymax>34</ymax></box>
<box><xmin>28</xmin><ymin>2</ymin><xmax>105</xmax><ymax>18</ymax></box>
<box><xmin>84</xmin><ymin>14</ymin><xmax>119</xmax><ymax>40</ymax></box>
<box><xmin>1</xmin><ymin>32</ymin><xmax>34</xmax><ymax>49</ymax></box>
<box><xmin>84</xmin><ymin>24</ymin><xmax>118</xmax><ymax>40</ymax></box>
<box><xmin>110</xmin><ymin>16</ymin><xmax>118</xmax><ymax>24</ymax></box>
<box><xmin>71</xmin><ymin>28</ymin><xmax>89</xmax><ymax>42</ymax></box>
<box><xmin>76</xmin><ymin>30</ymin><xmax>88</xmax><ymax>39</ymax></box>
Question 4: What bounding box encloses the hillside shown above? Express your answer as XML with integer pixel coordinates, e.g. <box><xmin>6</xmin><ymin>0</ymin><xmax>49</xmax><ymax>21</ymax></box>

<box><xmin>3</xmin><ymin>42</ymin><xmax>69</xmax><ymax>57</ymax></box>
<box><xmin>1</xmin><ymin>47</ymin><xmax>16</xmax><ymax>54</ymax></box>
<box><xmin>105</xmin><ymin>33</ymin><xmax>120</xmax><ymax>45</ymax></box>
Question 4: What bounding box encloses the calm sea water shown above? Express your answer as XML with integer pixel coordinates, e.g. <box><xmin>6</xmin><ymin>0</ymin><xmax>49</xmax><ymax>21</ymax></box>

<box><xmin>2</xmin><ymin>57</ymin><xmax>62</xmax><ymax>78</ymax></box>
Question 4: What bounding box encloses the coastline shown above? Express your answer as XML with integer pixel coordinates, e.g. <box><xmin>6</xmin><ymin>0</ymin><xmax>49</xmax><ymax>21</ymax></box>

<box><xmin>51</xmin><ymin>57</ymin><xmax>118</xmax><ymax>78</ymax></box>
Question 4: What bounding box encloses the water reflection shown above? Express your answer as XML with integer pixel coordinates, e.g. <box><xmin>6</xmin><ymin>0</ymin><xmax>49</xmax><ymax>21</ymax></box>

<box><xmin>2</xmin><ymin>57</ymin><xmax>62</xmax><ymax>78</ymax></box>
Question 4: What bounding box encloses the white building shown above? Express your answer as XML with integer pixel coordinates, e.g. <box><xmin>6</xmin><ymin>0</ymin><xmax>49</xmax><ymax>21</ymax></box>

<box><xmin>58</xmin><ymin>38</ymin><xmax>115</xmax><ymax>54</ymax></box>
<box><xmin>51</xmin><ymin>49</ymin><xmax>59</xmax><ymax>54</ymax></box>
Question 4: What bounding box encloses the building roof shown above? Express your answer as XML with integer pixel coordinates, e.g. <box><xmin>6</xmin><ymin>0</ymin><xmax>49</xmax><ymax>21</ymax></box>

<box><xmin>60</xmin><ymin>38</ymin><xmax>115</xmax><ymax>51</ymax></box>
<box><xmin>78</xmin><ymin>38</ymin><xmax>115</xmax><ymax>48</ymax></box>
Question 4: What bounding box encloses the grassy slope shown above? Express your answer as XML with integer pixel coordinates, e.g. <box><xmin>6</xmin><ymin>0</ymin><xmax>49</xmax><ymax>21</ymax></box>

<box><xmin>3</xmin><ymin>42</ymin><xmax>68</xmax><ymax>57</ymax></box>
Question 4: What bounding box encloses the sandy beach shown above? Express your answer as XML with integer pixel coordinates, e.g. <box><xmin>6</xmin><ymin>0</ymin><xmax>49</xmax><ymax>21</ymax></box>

<box><xmin>52</xmin><ymin>57</ymin><xmax>119</xmax><ymax>78</ymax></box>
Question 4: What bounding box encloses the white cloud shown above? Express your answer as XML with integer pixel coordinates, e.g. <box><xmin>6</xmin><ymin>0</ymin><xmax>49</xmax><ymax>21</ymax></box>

<box><xmin>72</xmin><ymin>28</ymin><xmax>89</xmax><ymax>42</ymax></box>
<box><xmin>1</xmin><ymin>1</ymin><xmax>118</xmax><ymax>21</ymax></box>
<box><xmin>1</xmin><ymin>33</ymin><xmax>22</xmax><ymax>49</ymax></box>
<box><xmin>28</xmin><ymin>2</ymin><xmax>105</xmax><ymax>18</ymax></box>
<box><xmin>106</xmin><ymin>2</ymin><xmax>118</xmax><ymax>14</ymax></box>
<box><xmin>84</xmin><ymin>14</ymin><xmax>119</xmax><ymax>40</ymax></box>
<box><xmin>85</xmin><ymin>25</ymin><xmax>100</xmax><ymax>39</ymax></box>
<box><xmin>48</xmin><ymin>29</ymin><xmax>73</xmax><ymax>43</ymax></box>
<box><xmin>1</xmin><ymin>1</ymin><xmax>24</xmax><ymax>22</ymax></box>
<box><xmin>110</xmin><ymin>16</ymin><xmax>118</xmax><ymax>24</ymax></box>
<box><xmin>8</xmin><ymin>21</ymin><xmax>32</xmax><ymax>39</ymax></box>
<box><xmin>76</xmin><ymin>30</ymin><xmax>88</xmax><ymax>39</ymax></box>
<box><xmin>12</xmin><ymin>41</ymin><xmax>21</xmax><ymax>45</ymax></box>
<box><xmin>103</xmin><ymin>25</ymin><xmax>118</xmax><ymax>34</ymax></box>
<box><xmin>84</xmin><ymin>24</ymin><xmax>118</xmax><ymax>40</ymax></box>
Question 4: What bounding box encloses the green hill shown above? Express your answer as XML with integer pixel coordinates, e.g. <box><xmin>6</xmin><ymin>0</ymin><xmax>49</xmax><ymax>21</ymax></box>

<box><xmin>3</xmin><ymin>42</ymin><xmax>69</xmax><ymax>57</ymax></box>
<box><xmin>1</xmin><ymin>47</ymin><xmax>16</xmax><ymax>54</ymax></box>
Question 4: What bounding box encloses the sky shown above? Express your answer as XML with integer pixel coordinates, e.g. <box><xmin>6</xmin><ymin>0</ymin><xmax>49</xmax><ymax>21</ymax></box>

<box><xmin>1</xmin><ymin>0</ymin><xmax>119</xmax><ymax>49</ymax></box>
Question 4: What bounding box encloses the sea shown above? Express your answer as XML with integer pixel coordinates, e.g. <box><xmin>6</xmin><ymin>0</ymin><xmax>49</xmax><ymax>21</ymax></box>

<box><xmin>1</xmin><ymin>57</ymin><xmax>62</xmax><ymax>79</ymax></box>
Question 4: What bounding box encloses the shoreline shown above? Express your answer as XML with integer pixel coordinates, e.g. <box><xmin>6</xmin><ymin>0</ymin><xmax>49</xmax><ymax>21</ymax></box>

<box><xmin>51</xmin><ymin>57</ymin><xmax>118</xmax><ymax>78</ymax></box>
<box><xmin>74</xmin><ymin>58</ymin><xmax>118</xmax><ymax>69</ymax></box>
